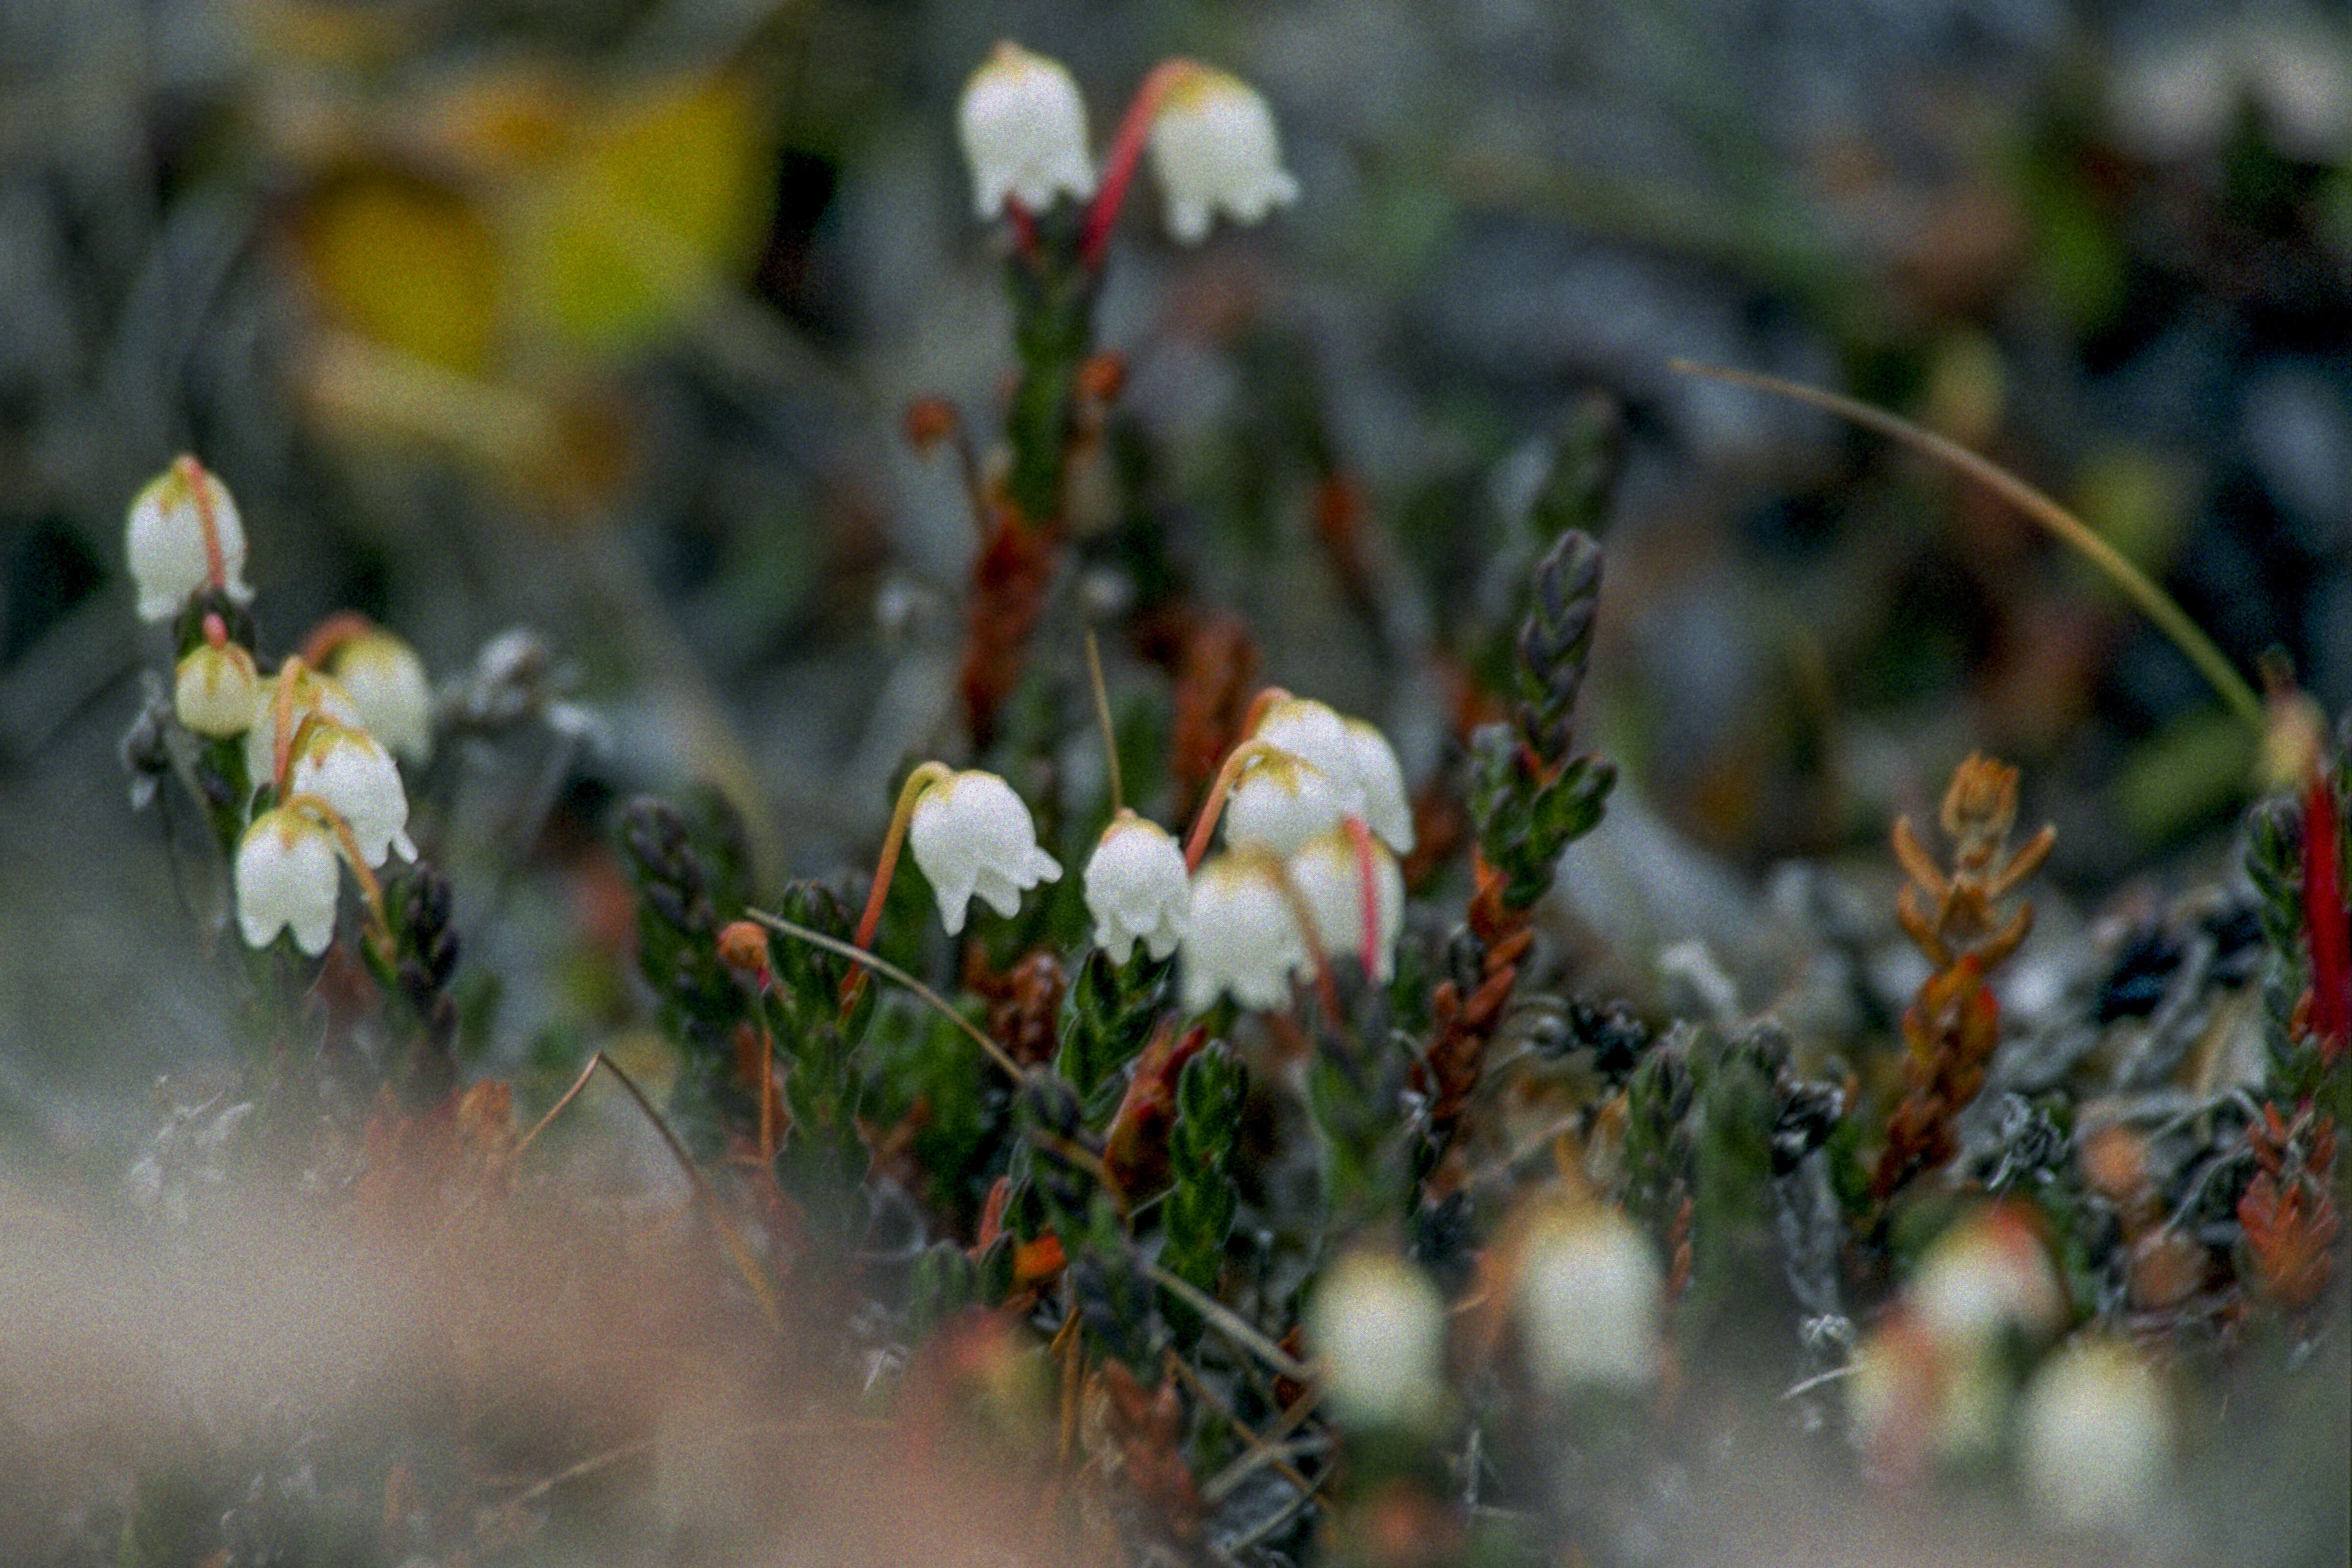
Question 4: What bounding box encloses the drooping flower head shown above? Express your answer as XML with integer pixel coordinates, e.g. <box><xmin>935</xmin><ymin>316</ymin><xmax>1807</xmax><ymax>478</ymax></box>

<box><xmin>126</xmin><ymin>456</ymin><xmax>252</xmax><ymax>623</ymax></box>
<box><xmin>1251</xmin><ymin>695</ymin><xmax>1414</xmax><ymax>853</ymax></box>
<box><xmin>245</xmin><ymin>663</ymin><xmax>364</xmax><ymax>789</ymax></box>
<box><xmin>235</xmin><ymin>804</ymin><xmax>343</xmax><ymax>955</ymax></box>
<box><xmin>2018</xmin><ymin>1338</ymin><xmax>2171</xmax><ymax>1534</ymax></box>
<box><xmin>906</xmin><ymin>768</ymin><xmax>1063</xmax><ymax>935</ymax></box>
<box><xmin>1147</xmin><ymin>63</ymin><xmax>1298</xmax><ymax>244</ymax></box>
<box><xmin>958</xmin><ymin>41</ymin><xmax>1097</xmax><ymax>220</ymax></box>
<box><xmin>1512</xmin><ymin>1200</ymin><xmax>1664</xmax><ymax>1393</ymax></box>
<box><xmin>1082</xmin><ymin>809</ymin><xmax>1190</xmax><ymax>963</ymax></box>
<box><xmin>1284</xmin><ymin>826</ymin><xmax>1404</xmax><ymax>983</ymax></box>
<box><xmin>1179</xmin><ymin>851</ymin><xmax>1302</xmax><ymax>1013</ymax></box>
<box><xmin>1221</xmin><ymin>745</ymin><xmax>1349</xmax><ymax>857</ymax></box>
<box><xmin>323</xmin><ymin>625</ymin><xmax>435</xmax><ymax>763</ymax></box>
<box><xmin>1307</xmin><ymin>1247</ymin><xmax>1447</xmax><ymax>1432</ymax></box>
<box><xmin>287</xmin><ymin>717</ymin><xmax>415</xmax><ymax>868</ymax></box>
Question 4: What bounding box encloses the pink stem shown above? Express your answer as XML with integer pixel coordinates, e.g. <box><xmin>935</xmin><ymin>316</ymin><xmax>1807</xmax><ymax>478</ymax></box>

<box><xmin>1076</xmin><ymin>60</ymin><xmax>1185</xmax><ymax>270</ymax></box>
<box><xmin>840</xmin><ymin>762</ymin><xmax>951</xmax><ymax>1011</ymax></box>
<box><xmin>179</xmin><ymin>456</ymin><xmax>227</xmax><ymax>596</ymax></box>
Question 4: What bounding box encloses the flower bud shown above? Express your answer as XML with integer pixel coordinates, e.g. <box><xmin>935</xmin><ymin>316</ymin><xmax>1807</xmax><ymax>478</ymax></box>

<box><xmin>1179</xmin><ymin>852</ymin><xmax>1302</xmax><ymax>1013</ymax></box>
<box><xmin>1082</xmin><ymin>810</ymin><xmax>1190</xmax><ymax>962</ymax></box>
<box><xmin>325</xmin><ymin>628</ymin><xmax>434</xmax><ymax>762</ymax></box>
<box><xmin>2018</xmin><ymin>1339</ymin><xmax>2170</xmax><ymax>1534</ymax></box>
<box><xmin>126</xmin><ymin>457</ymin><xmax>251</xmax><ymax>623</ymax></box>
<box><xmin>1148</xmin><ymin>63</ymin><xmax>1298</xmax><ymax>244</ymax></box>
<box><xmin>173</xmin><ymin>640</ymin><xmax>260</xmax><ymax>738</ymax></box>
<box><xmin>1513</xmin><ymin>1201</ymin><xmax>1664</xmax><ymax>1393</ymax></box>
<box><xmin>236</xmin><ymin>805</ymin><xmax>343</xmax><ymax>955</ymax></box>
<box><xmin>957</xmin><ymin>41</ymin><xmax>1097</xmax><ymax>220</ymax></box>
<box><xmin>906</xmin><ymin>768</ymin><xmax>1062</xmax><ymax>935</ymax></box>
<box><xmin>1308</xmin><ymin>1247</ymin><xmax>1447</xmax><ymax>1432</ymax></box>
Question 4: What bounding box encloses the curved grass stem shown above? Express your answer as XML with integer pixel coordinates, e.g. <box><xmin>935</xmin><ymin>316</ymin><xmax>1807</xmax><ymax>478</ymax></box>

<box><xmin>1667</xmin><ymin>358</ymin><xmax>2263</xmax><ymax>732</ymax></box>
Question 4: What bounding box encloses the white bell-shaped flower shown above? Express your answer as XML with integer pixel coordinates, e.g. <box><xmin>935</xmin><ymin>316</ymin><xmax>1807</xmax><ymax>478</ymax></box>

<box><xmin>244</xmin><ymin>665</ymin><xmax>364</xmax><ymax>788</ymax></box>
<box><xmin>236</xmin><ymin>805</ymin><xmax>343</xmax><ymax>955</ymax></box>
<box><xmin>1223</xmin><ymin>747</ymin><xmax>1348</xmax><ymax>857</ymax></box>
<box><xmin>1082</xmin><ymin>810</ymin><xmax>1190</xmax><ymax>963</ymax></box>
<box><xmin>906</xmin><ymin>769</ymin><xmax>1062</xmax><ymax>935</ymax></box>
<box><xmin>1284</xmin><ymin>827</ymin><xmax>1403</xmax><ymax>982</ymax></box>
<box><xmin>174</xmin><ymin>640</ymin><xmax>261</xmax><ymax>738</ymax></box>
<box><xmin>1148</xmin><ymin>63</ymin><xmax>1298</xmax><ymax>244</ymax></box>
<box><xmin>1513</xmin><ymin>1201</ymin><xmax>1664</xmax><ymax>1392</ymax></box>
<box><xmin>958</xmin><ymin>41</ymin><xmax>1098</xmax><ymax>219</ymax></box>
<box><xmin>1252</xmin><ymin>696</ymin><xmax>1415</xmax><ymax>853</ymax></box>
<box><xmin>1179</xmin><ymin>852</ymin><xmax>1302</xmax><ymax>1013</ymax></box>
<box><xmin>2018</xmin><ymin>1339</ymin><xmax>2170</xmax><ymax>1534</ymax></box>
<box><xmin>326</xmin><ymin>628</ymin><xmax>434</xmax><ymax>762</ymax></box>
<box><xmin>126</xmin><ymin>457</ymin><xmax>252</xmax><ymax>623</ymax></box>
<box><xmin>1307</xmin><ymin>1248</ymin><xmax>1447</xmax><ymax>1432</ymax></box>
<box><xmin>287</xmin><ymin>717</ymin><xmax>414</xmax><ymax>867</ymax></box>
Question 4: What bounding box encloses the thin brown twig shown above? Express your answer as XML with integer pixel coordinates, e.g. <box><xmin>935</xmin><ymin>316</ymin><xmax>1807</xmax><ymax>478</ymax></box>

<box><xmin>1145</xmin><ymin>1263</ymin><xmax>1315</xmax><ymax>1385</ymax></box>
<box><xmin>750</xmin><ymin>908</ymin><xmax>1024</xmax><ymax>1080</ymax></box>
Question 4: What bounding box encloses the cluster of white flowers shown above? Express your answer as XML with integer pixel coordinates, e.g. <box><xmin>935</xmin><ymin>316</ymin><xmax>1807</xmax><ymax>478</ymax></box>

<box><xmin>956</xmin><ymin>41</ymin><xmax>1297</xmax><ymax>244</ymax></box>
<box><xmin>1175</xmin><ymin>695</ymin><xmax>1411</xmax><ymax>1014</ymax></box>
<box><xmin>128</xmin><ymin>457</ymin><xmax>430</xmax><ymax>958</ymax></box>
<box><xmin>891</xmin><ymin>694</ymin><xmax>1410</xmax><ymax>1019</ymax></box>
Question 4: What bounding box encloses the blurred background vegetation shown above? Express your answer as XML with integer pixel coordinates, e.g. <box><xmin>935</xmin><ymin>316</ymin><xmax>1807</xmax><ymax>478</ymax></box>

<box><xmin>1</xmin><ymin>0</ymin><xmax>2346</xmax><ymax>1171</ymax></box>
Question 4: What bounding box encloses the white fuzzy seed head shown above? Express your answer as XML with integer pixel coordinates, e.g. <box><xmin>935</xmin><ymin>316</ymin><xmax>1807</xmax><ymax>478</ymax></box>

<box><xmin>127</xmin><ymin>457</ymin><xmax>252</xmax><ymax>623</ymax></box>
<box><xmin>1179</xmin><ymin>852</ymin><xmax>1302</xmax><ymax>1013</ymax></box>
<box><xmin>1148</xmin><ymin>63</ymin><xmax>1298</xmax><ymax>244</ymax></box>
<box><xmin>235</xmin><ymin>806</ymin><xmax>343</xmax><ymax>955</ymax></box>
<box><xmin>1082</xmin><ymin>811</ymin><xmax>1191</xmax><ymax>963</ymax></box>
<box><xmin>906</xmin><ymin>769</ymin><xmax>1062</xmax><ymax>935</ymax></box>
<box><xmin>958</xmin><ymin>41</ymin><xmax>1097</xmax><ymax>220</ymax></box>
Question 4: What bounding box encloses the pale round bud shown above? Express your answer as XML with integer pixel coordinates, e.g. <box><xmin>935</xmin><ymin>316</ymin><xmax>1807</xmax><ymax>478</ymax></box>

<box><xmin>173</xmin><ymin>641</ymin><xmax>261</xmax><ymax>738</ymax></box>
<box><xmin>957</xmin><ymin>41</ymin><xmax>1097</xmax><ymax>220</ymax></box>
<box><xmin>906</xmin><ymin>769</ymin><xmax>1062</xmax><ymax>935</ymax></box>
<box><xmin>1907</xmin><ymin>1204</ymin><xmax>2066</xmax><ymax>1351</ymax></box>
<box><xmin>126</xmin><ymin>457</ymin><xmax>251</xmax><ymax>623</ymax></box>
<box><xmin>1148</xmin><ymin>63</ymin><xmax>1299</xmax><ymax>244</ymax></box>
<box><xmin>1082</xmin><ymin>811</ymin><xmax>1191</xmax><ymax>963</ymax></box>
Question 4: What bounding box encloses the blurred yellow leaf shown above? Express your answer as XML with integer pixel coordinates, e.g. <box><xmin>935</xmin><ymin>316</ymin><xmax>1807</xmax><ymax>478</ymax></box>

<box><xmin>296</xmin><ymin>168</ymin><xmax>501</xmax><ymax>374</ymax></box>
<box><xmin>511</xmin><ymin>75</ymin><xmax>773</xmax><ymax>356</ymax></box>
